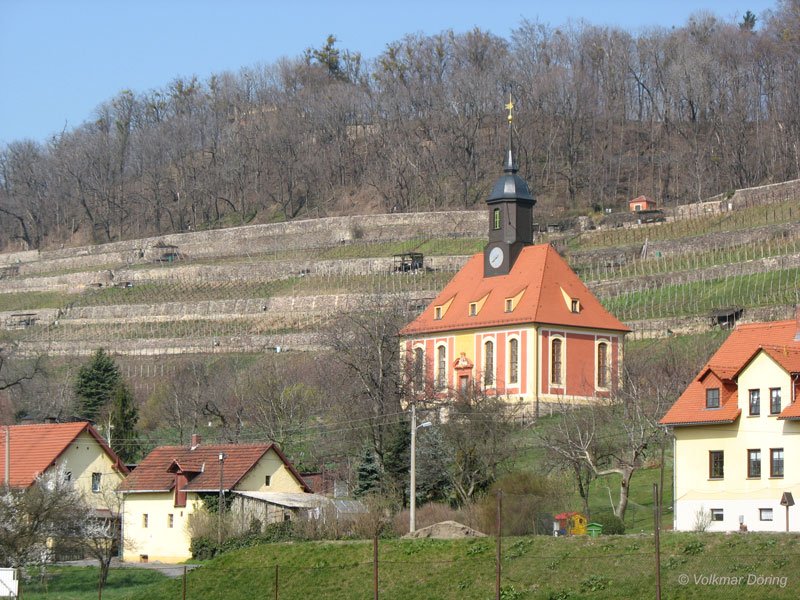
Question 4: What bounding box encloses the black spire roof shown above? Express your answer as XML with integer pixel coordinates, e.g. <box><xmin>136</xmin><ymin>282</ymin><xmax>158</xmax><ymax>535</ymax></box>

<box><xmin>486</xmin><ymin>98</ymin><xmax>534</xmax><ymax>205</ymax></box>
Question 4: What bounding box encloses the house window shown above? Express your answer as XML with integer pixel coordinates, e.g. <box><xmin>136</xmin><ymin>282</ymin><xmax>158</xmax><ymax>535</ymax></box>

<box><xmin>749</xmin><ymin>389</ymin><xmax>760</xmax><ymax>416</ymax></box>
<box><xmin>167</xmin><ymin>514</ymin><xmax>174</xmax><ymax>528</ymax></box>
<box><xmin>571</xmin><ymin>299</ymin><xmax>580</xmax><ymax>313</ymax></box>
<box><xmin>436</xmin><ymin>345</ymin><xmax>447</xmax><ymax>389</ymax></box>
<box><xmin>142</xmin><ymin>514</ymin><xmax>149</xmax><ymax>528</ymax></box>
<box><xmin>505</xmin><ymin>299</ymin><xmax>513</xmax><ymax>312</ymax></box>
<box><xmin>710</xmin><ymin>508</ymin><xmax>723</xmax><ymax>521</ymax></box>
<box><xmin>508</xmin><ymin>338</ymin><xmax>519</xmax><ymax>385</ymax></box>
<box><xmin>484</xmin><ymin>340</ymin><xmax>494</xmax><ymax>387</ymax></box>
<box><xmin>434</xmin><ymin>306</ymin><xmax>442</xmax><ymax>320</ymax></box>
<box><xmin>770</xmin><ymin>448</ymin><xmax>784</xmax><ymax>478</ymax></box>
<box><xmin>493</xmin><ymin>208</ymin><xmax>501</xmax><ymax>230</ymax></box>
<box><xmin>709</xmin><ymin>451</ymin><xmax>724</xmax><ymax>479</ymax></box>
<box><xmin>413</xmin><ymin>347</ymin><xmax>424</xmax><ymax>390</ymax></box>
<box><xmin>706</xmin><ymin>388</ymin><xmax>720</xmax><ymax>409</ymax></box>
<box><xmin>760</xmin><ymin>508</ymin><xmax>773</xmax><ymax>521</ymax></box>
<box><xmin>551</xmin><ymin>338</ymin><xmax>563</xmax><ymax>385</ymax></box>
<box><xmin>265</xmin><ymin>475</ymin><xmax>272</xmax><ymax>486</ymax></box>
<box><xmin>469</xmin><ymin>303</ymin><xmax>477</xmax><ymax>316</ymax></box>
<box><xmin>770</xmin><ymin>388</ymin><xmax>781</xmax><ymax>415</ymax></box>
<box><xmin>747</xmin><ymin>449</ymin><xmax>761</xmax><ymax>478</ymax></box>
<box><xmin>596</xmin><ymin>342</ymin><xmax>609</xmax><ymax>388</ymax></box>
<box><xmin>91</xmin><ymin>472</ymin><xmax>101</xmax><ymax>493</ymax></box>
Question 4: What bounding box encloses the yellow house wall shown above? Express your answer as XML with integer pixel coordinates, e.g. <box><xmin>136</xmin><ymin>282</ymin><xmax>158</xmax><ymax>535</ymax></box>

<box><xmin>53</xmin><ymin>431</ymin><xmax>125</xmax><ymax>510</ymax></box>
<box><xmin>673</xmin><ymin>353</ymin><xmax>800</xmax><ymax>531</ymax></box>
<box><xmin>122</xmin><ymin>493</ymin><xmax>202</xmax><ymax>563</ymax></box>
<box><xmin>122</xmin><ymin>448</ymin><xmax>306</xmax><ymax>563</ymax></box>
<box><xmin>237</xmin><ymin>449</ymin><xmax>305</xmax><ymax>492</ymax></box>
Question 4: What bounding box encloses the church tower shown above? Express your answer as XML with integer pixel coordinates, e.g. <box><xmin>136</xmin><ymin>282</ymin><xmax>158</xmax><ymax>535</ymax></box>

<box><xmin>483</xmin><ymin>97</ymin><xmax>536</xmax><ymax>277</ymax></box>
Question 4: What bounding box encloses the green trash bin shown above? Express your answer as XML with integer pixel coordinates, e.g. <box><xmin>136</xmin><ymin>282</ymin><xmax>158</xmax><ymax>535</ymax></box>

<box><xmin>587</xmin><ymin>522</ymin><xmax>603</xmax><ymax>538</ymax></box>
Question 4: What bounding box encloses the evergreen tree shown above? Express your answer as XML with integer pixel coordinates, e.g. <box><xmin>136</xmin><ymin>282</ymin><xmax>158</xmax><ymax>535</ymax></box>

<box><xmin>74</xmin><ymin>349</ymin><xmax>121</xmax><ymax>421</ymax></box>
<box><xmin>382</xmin><ymin>421</ymin><xmax>410</xmax><ymax>506</ymax></box>
<box><xmin>354</xmin><ymin>447</ymin><xmax>381</xmax><ymax>498</ymax></box>
<box><xmin>109</xmin><ymin>381</ymin><xmax>139</xmax><ymax>463</ymax></box>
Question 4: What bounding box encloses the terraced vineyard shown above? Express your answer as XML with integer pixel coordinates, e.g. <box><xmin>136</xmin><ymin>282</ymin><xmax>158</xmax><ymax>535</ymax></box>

<box><xmin>1</xmin><ymin>183</ymin><xmax>799</xmax><ymax>357</ymax></box>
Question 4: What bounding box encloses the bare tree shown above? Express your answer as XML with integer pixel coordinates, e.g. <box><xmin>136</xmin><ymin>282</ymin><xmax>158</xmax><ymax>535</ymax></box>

<box><xmin>0</xmin><ymin>467</ymin><xmax>87</xmax><ymax>568</ymax></box>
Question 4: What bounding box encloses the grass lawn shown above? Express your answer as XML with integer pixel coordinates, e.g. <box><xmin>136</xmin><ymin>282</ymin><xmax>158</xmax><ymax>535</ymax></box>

<box><xmin>19</xmin><ymin>566</ymin><xmax>167</xmax><ymax>600</ymax></box>
<box><xmin>58</xmin><ymin>532</ymin><xmax>797</xmax><ymax>600</ymax></box>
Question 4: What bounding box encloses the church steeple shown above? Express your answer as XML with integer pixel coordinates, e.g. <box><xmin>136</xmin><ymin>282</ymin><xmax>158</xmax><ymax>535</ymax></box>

<box><xmin>484</xmin><ymin>95</ymin><xmax>536</xmax><ymax>277</ymax></box>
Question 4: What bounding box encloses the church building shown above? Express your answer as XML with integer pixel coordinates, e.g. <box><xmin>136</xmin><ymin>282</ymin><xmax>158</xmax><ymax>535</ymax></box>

<box><xmin>399</xmin><ymin>103</ymin><xmax>629</xmax><ymax>410</ymax></box>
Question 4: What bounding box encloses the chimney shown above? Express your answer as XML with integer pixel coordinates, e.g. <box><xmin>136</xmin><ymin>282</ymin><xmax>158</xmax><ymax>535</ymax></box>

<box><xmin>190</xmin><ymin>433</ymin><xmax>201</xmax><ymax>450</ymax></box>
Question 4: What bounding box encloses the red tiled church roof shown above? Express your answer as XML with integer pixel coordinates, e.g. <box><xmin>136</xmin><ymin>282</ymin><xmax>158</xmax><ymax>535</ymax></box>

<box><xmin>0</xmin><ymin>421</ymin><xmax>128</xmax><ymax>487</ymax></box>
<box><xmin>661</xmin><ymin>319</ymin><xmax>800</xmax><ymax>426</ymax></box>
<box><xmin>118</xmin><ymin>442</ymin><xmax>310</xmax><ymax>493</ymax></box>
<box><xmin>400</xmin><ymin>244</ymin><xmax>629</xmax><ymax>336</ymax></box>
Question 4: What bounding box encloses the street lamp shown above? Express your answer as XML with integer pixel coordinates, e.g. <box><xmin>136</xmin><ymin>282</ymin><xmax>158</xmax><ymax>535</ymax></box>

<box><xmin>409</xmin><ymin>403</ymin><xmax>432</xmax><ymax>533</ymax></box>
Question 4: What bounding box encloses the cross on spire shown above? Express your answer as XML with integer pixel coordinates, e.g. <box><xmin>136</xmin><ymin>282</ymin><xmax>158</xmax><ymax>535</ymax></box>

<box><xmin>504</xmin><ymin>93</ymin><xmax>517</xmax><ymax>174</ymax></box>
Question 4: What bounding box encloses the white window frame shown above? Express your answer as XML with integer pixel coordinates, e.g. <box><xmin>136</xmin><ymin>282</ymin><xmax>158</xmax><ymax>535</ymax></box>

<box><xmin>436</xmin><ymin>344</ymin><xmax>447</xmax><ymax>390</ymax></box>
<box><xmin>412</xmin><ymin>345</ymin><xmax>425</xmax><ymax>390</ymax></box>
<box><xmin>550</xmin><ymin>334</ymin><xmax>565</xmax><ymax>387</ymax></box>
<box><xmin>595</xmin><ymin>340</ymin><xmax>611</xmax><ymax>390</ymax></box>
<box><xmin>507</xmin><ymin>336</ymin><xmax>520</xmax><ymax>386</ymax></box>
<box><xmin>483</xmin><ymin>338</ymin><xmax>495</xmax><ymax>388</ymax></box>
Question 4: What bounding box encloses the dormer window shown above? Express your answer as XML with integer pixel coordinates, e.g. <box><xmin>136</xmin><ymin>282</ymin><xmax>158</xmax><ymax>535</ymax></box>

<box><xmin>504</xmin><ymin>299</ymin><xmax>513</xmax><ymax>312</ymax></box>
<box><xmin>571</xmin><ymin>299</ymin><xmax>580</xmax><ymax>313</ymax></box>
<box><xmin>706</xmin><ymin>388</ymin><xmax>720</xmax><ymax>409</ymax></box>
<box><xmin>434</xmin><ymin>306</ymin><xmax>442</xmax><ymax>320</ymax></box>
<box><xmin>469</xmin><ymin>303</ymin><xmax>477</xmax><ymax>316</ymax></box>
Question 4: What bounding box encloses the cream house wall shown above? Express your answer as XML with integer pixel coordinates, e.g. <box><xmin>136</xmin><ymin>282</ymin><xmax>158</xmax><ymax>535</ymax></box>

<box><xmin>237</xmin><ymin>449</ymin><xmax>305</xmax><ymax>492</ymax></box>
<box><xmin>674</xmin><ymin>353</ymin><xmax>800</xmax><ymax>532</ymax></box>
<box><xmin>52</xmin><ymin>431</ymin><xmax>125</xmax><ymax>510</ymax></box>
<box><xmin>122</xmin><ymin>493</ymin><xmax>202</xmax><ymax>563</ymax></box>
<box><xmin>122</xmin><ymin>448</ymin><xmax>306</xmax><ymax>563</ymax></box>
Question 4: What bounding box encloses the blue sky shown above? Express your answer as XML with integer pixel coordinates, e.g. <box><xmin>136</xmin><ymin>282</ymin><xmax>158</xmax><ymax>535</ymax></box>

<box><xmin>0</xmin><ymin>0</ymin><xmax>776</xmax><ymax>145</ymax></box>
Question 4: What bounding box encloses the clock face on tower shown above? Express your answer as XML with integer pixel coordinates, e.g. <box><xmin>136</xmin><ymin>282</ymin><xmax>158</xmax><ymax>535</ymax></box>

<box><xmin>489</xmin><ymin>246</ymin><xmax>504</xmax><ymax>269</ymax></box>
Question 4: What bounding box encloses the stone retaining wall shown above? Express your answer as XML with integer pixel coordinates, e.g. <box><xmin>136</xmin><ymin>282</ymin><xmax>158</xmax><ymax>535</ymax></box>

<box><xmin>61</xmin><ymin>291</ymin><xmax>434</xmax><ymax>323</ymax></box>
<box><xmin>4</xmin><ymin>211</ymin><xmax>485</xmax><ymax>275</ymax></box>
<box><xmin>0</xmin><ymin>255</ymin><xmax>471</xmax><ymax>294</ymax></box>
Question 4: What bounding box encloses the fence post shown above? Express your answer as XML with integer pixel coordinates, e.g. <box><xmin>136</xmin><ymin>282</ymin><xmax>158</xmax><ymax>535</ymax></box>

<box><xmin>182</xmin><ymin>565</ymin><xmax>187</xmax><ymax>600</ymax></box>
<box><xmin>496</xmin><ymin>490</ymin><xmax>502</xmax><ymax>600</ymax></box>
<box><xmin>373</xmin><ymin>533</ymin><xmax>379</xmax><ymax>600</ymax></box>
<box><xmin>274</xmin><ymin>564</ymin><xmax>278</xmax><ymax>600</ymax></box>
<box><xmin>653</xmin><ymin>483</ymin><xmax>662</xmax><ymax>600</ymax></box>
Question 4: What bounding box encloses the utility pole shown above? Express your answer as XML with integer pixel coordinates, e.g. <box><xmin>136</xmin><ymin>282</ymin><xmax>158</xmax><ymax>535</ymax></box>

<box><xmin>410</xmin><ymin>403</ymin><xmax>417</xmax><ymax>533</ymax></box>
<box><xmin>409</xmin><ymin>404</ymin><xmax>431</xmax><ymax>533</ymax></box>
<box><xmin>218</xmin><ymin>452</ymin><xmax>225</xmax><ymax>545</ymax></box>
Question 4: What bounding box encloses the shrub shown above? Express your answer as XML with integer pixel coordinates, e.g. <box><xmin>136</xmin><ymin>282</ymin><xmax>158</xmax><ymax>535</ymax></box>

<box><xmin>480</xmin><ymin>472</ymin><xmax>568</xmax><ymax>536</ymax></box>
<box><xmin>594</xmin><ymin>514</ymin><xmax>626</xmax><ymax>535</ymax></box>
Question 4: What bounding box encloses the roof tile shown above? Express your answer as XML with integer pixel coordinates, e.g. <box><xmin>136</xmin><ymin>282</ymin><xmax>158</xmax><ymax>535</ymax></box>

<box><xmin>400</xmin><ymin>244</ymin><xmax>629</xmax><ymax>336</ymax></box>
<box><xmin>118</xmin><ymin>442</ymin><xmax>309</xmax><ymax>493</ymax></box>
<box><xmin>0</xmin><ymin>422</ymin><xmax>128</xmax><ymax>487</ymax></box>
<box><xmin>661</xmin><ymin>319</ymin><xmax>800</xmax><ymax>426</ymax></box>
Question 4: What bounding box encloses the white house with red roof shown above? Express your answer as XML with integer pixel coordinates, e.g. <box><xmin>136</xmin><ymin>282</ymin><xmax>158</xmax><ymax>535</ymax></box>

<box><xmin>0</xmin><ymin>421</ymin><xmax>128</xmax><ymax>511</ymax></box>
<box><xmin>661</xmin><ymin>313</ymin><xmax>800</xmax><ymax>531</ymax></box>
<box><xmin>118</xmin><ymin>435</ymin><xmax>311</xmax><ymax>563</ymax></box>
<box><xmin>400</xmin><ymin>107</ymin><xmax>629</xmax><ymax>410</ymax></box>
